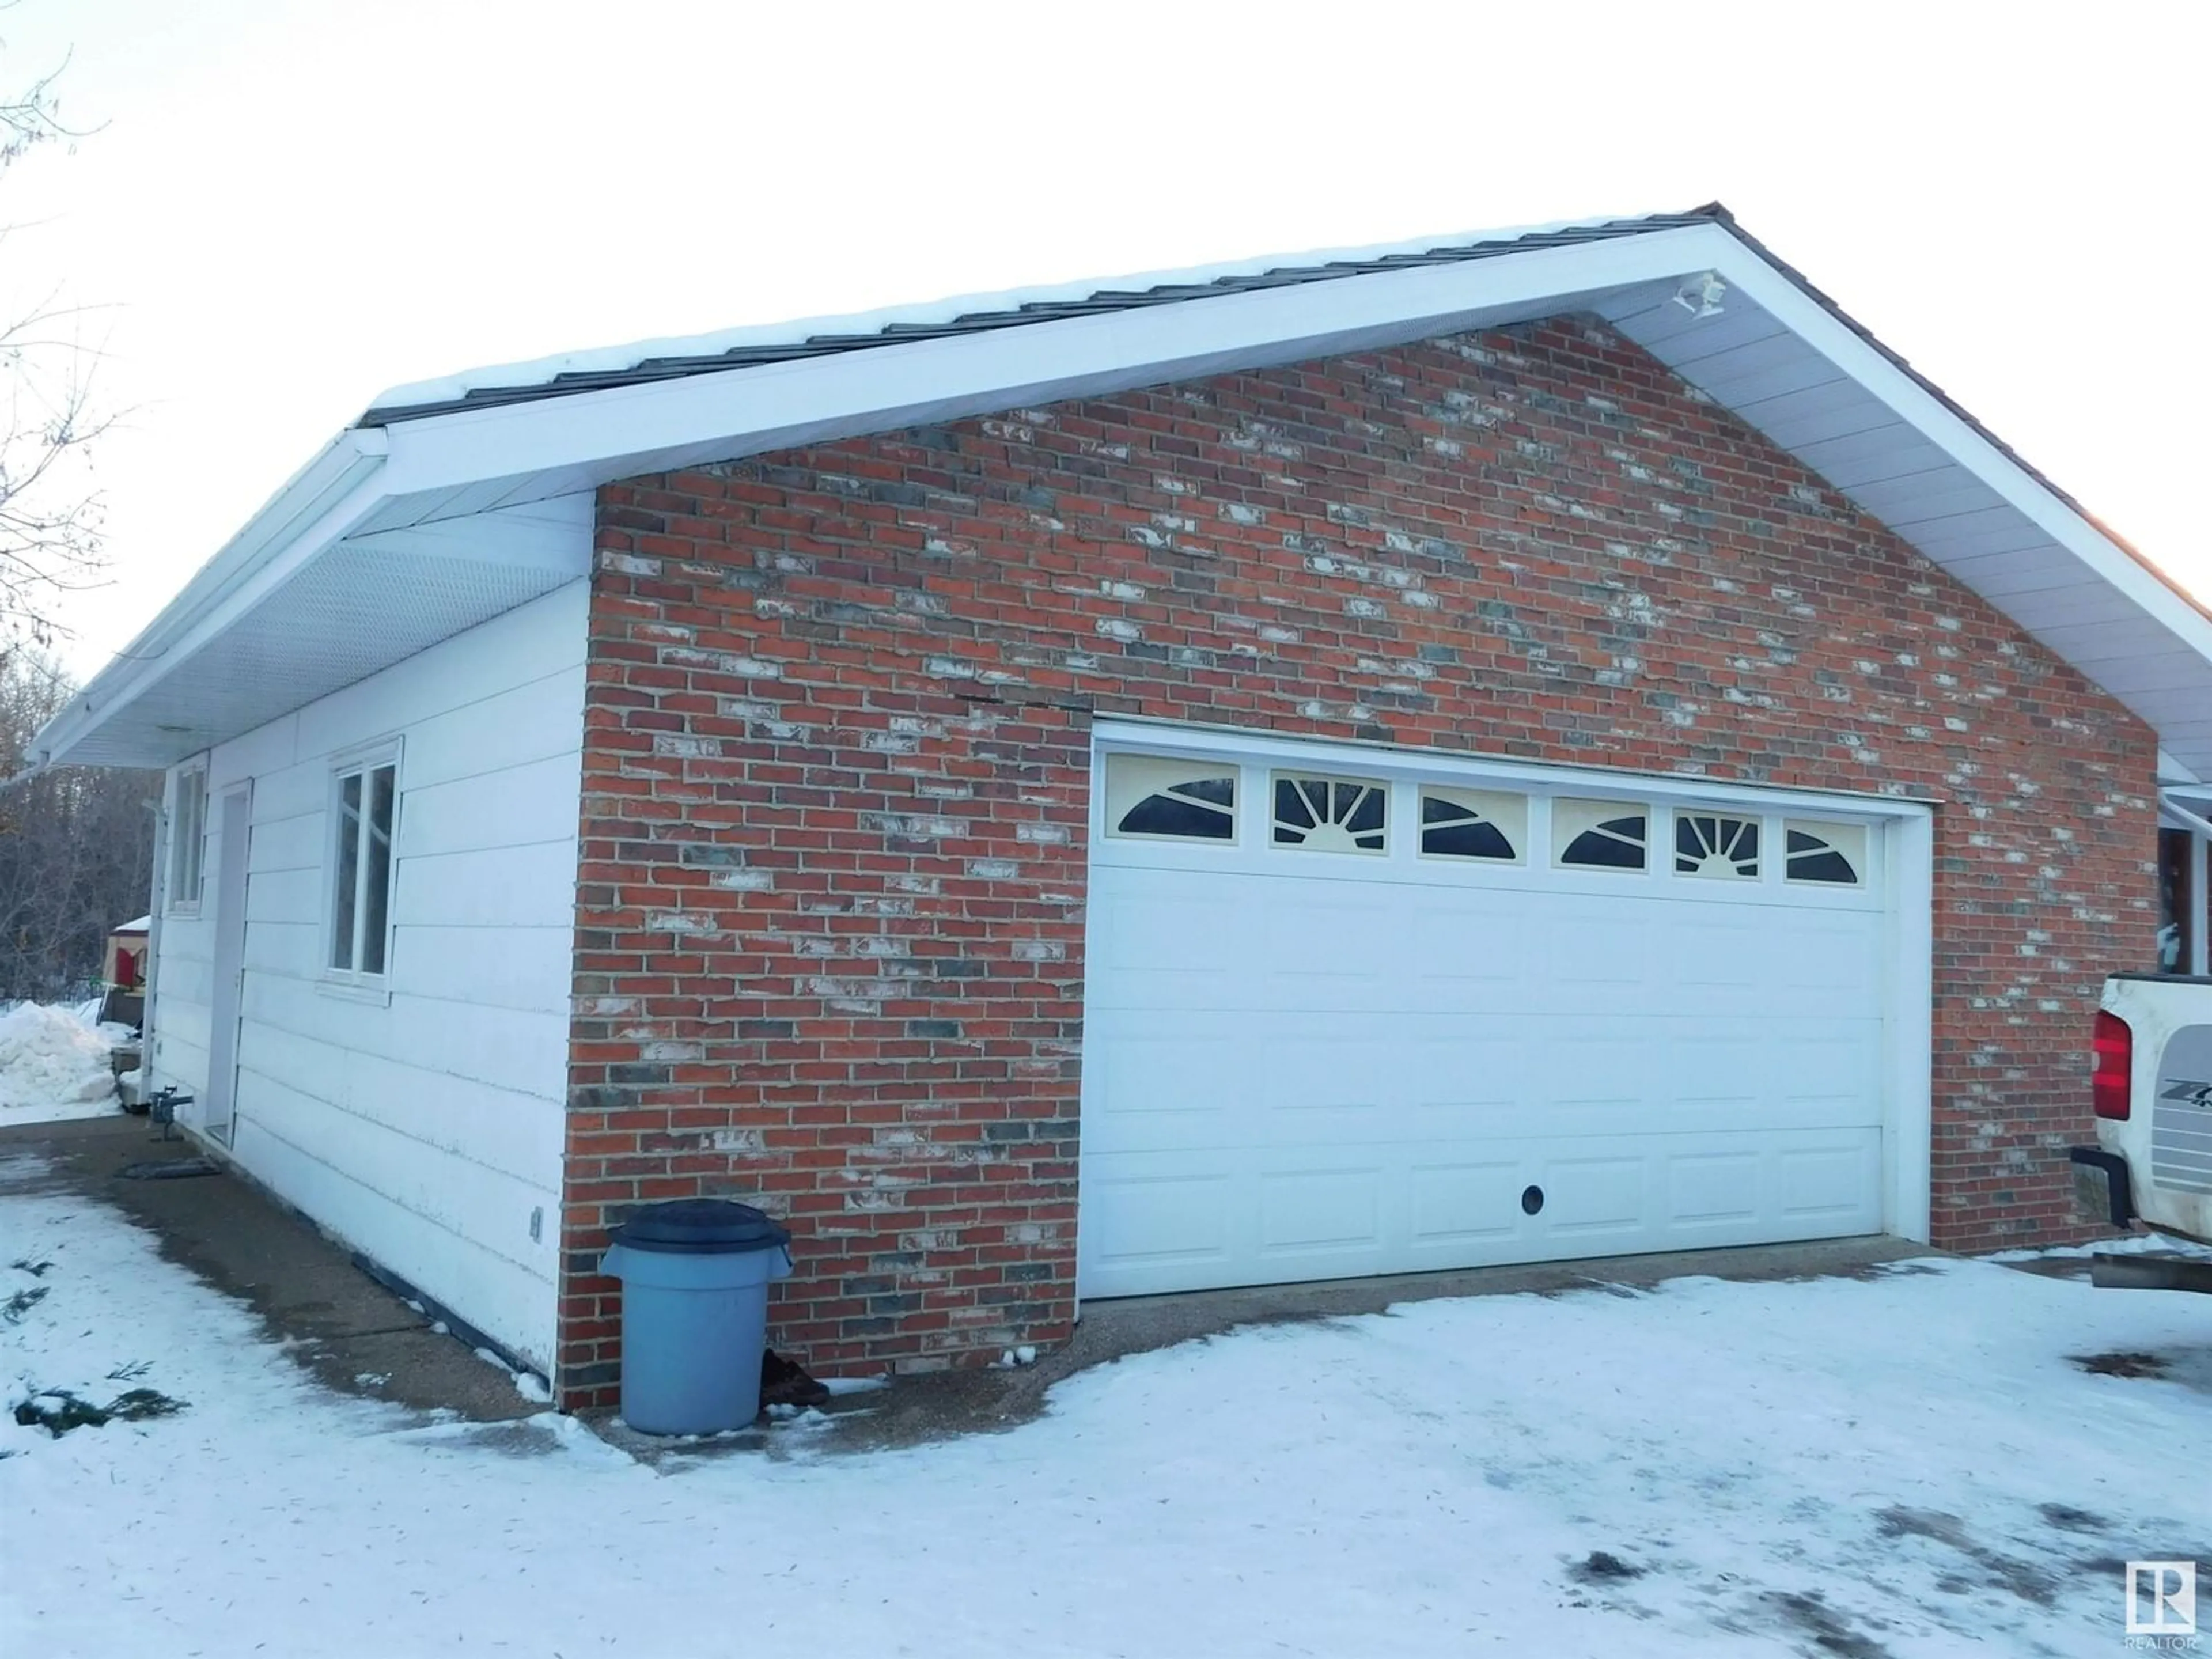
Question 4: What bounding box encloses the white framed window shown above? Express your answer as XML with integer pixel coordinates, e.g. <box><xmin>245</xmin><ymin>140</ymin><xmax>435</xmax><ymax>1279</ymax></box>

<box><xmin>167</xmin><ymin>761</ymin><xmax>209</xmax><ymax>914</ymax></box>
<box><xmin>1784</xmin><ymin>819</ymin><xmax>1868</xmax><ymax>887</ymax></box>
<box><xmin>326</xmin><ymin>743</ymin><xmax>400</xmax><ymax>984</ymax></box>
<box><xmin>1271</xmin><ymin>772</ymin><xmax>1388</xmax><ymax>853</ymax></box>
<box><xmin>1553</xmin><ymin>798</ymin><xmax>1649</xmax><ymax>871</ymax></box>
<box><xmin>1104</xmin><ymin>753</ymin><xmax>1237</xmax><ymax>843</ymax></box>
<box><xmin>1418</xmin><ymin>786</ymin><xmax>1527</xmax><ymax>863</ymax></box>
<box><xmin>1673</xmin><ymin>811</ymin><xmax>1762</xmax><ymax>880</ymax></box>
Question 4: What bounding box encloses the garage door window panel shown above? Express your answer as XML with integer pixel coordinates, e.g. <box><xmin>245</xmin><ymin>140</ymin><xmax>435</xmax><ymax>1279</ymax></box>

<box><xmin>1105</xmin><ymin>754</ymin><xmax>1238</xmax><ymax>843</ymax></box>
<box><xmin>1419</xmin><ymin>787</ymin><xmax>1527</xmax><ymax>862</ymax></box>
<box><xmin>1675</xmin><ymin>813</ymin><xmax>1761</xmax><ymax>879</ymax></box>
<box><xmin>1272</xmin><ymin>773</ymin><xmax>1387</xmax><ymax>853</ymax></box>
<box><xmin>1784</xmin><ymin>820</ymin><xmax>1868</xmax><ymax>887</ymax></box>
<box><xmin>1554</xmin><ymin>799</ymin><xmax>1649</xmax><ymax>870</ymax></box>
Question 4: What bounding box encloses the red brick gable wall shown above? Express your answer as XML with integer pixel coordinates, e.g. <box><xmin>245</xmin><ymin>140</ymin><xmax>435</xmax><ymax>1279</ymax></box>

<box><xmin>556</xmin><ymin>315</ymin><xmax>2157</xmax><ymax>1407</ymax></box>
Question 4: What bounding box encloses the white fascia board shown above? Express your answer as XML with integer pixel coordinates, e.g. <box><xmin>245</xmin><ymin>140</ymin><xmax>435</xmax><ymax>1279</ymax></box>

<box><xmin>29</xmin><ymin>434</ymin><xmax>391</xmax><ymax>767</ymax></box>
<box><xmin>2157</xmin><ymin>748</ymin><xmax>2202</xmax><ymax>786</ymax></box>
<box><xmin>372</xmin><ymin>225</ymin><xmax>1737</xmax><ymax>505</ymax></box>
<box><xmin>1708</xmin><ymin>248</ymin><xmax>2212</xmax><ymax>668</ymax></box>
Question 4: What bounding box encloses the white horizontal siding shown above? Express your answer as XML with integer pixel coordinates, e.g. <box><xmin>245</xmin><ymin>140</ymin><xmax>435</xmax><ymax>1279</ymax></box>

<box><xmin>149</xmin><ymin>578</ymin><xmax>586</xmax><ymax>1370</ymax></box>
<box><xmin>397</xmin><ymin>842</ymin><xmax>583</xmax><ymax>931</ymax></box>
<box><xmin>399</xmin><ymin>753</ymin><xmax>581</xmax><ymax>860</ymax></box>
<box><xmin>238</xmin><ymin>1024</ymin><xmax>561</xmax><ymax>1192</ymax></box>
<box><xmin>404</xmin><ymin>674</ymin><xmax>596</xmax><ymax>790</ymax></box>
<box><xmin>238</xmin><ymin>977</ymin><xmax>570</xmax><ymax>1100</ymax></box>
<box><xmin>388</xmin><ymin>925</ymin><xmax>575</xmax><ymax>1016</ymax></box>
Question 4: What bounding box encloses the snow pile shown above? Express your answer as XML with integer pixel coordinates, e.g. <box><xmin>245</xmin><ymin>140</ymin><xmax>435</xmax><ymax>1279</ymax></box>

<box><xmin>0</xmin><ymin>1004</ymin><xmax>122</xmax><ymax>1124</ymax></box>
<box><xmin>469</xmin><ymin>1344</ymin><xmax>552</xmax><ymax>1405</ymax></box>
<box><xmin>6</xmin><ymin>1173</ymin><xmax>2211</xmax><ymax>1658</ymax></box>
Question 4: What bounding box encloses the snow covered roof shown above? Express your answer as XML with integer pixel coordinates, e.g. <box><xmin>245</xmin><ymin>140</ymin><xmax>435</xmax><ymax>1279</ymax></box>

<box><xmin>362</xmin><ymin>211</ymin><xmax>1696</xmax><ymax>422</ymax></box>
<box><xmin>24</xmin><ymin>204</ymin><xmax>2212</xmax><ymax>781</ymax></box>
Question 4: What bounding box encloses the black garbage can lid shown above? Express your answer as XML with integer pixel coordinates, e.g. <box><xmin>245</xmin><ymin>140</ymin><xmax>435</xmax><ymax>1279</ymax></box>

<box><xmin>610</xmin><ymin>1199</ymin><xmax>791</xmax><ymax>1255</ymax></box>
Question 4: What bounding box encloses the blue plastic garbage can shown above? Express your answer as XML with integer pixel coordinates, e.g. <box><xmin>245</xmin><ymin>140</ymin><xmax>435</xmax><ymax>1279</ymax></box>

<box><xmin>600</xmin><ymin>1199</ymin><xmax>793</xmax><ymax>1434</ymax></box>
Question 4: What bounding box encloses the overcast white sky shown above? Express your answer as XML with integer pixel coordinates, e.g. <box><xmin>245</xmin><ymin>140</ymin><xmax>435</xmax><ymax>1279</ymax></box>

<box><xmin>7</xmin><ymin>1</ymin><xmax>2207</xmax><ymax>681</ymax></box>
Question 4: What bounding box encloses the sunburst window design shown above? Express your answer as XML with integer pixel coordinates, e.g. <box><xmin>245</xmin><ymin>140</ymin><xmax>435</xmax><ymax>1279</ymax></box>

<box><xmin>1418</xmin><ymin>787</ymin><xmax>1526</xmax><ymax>862</ymax></box>
<box><xmin>1104</xmin><ymin>753</ymin><xmax>1237</xmax><ymax>842</ymax></box>
<box><xmin>1784</xmin><ymin>819</ymin><xmax>1867</xmax><ymax>886</ymax></box>
<box><xmin>1675</xmin><ymin>813</ymin><xmax>1761</xmax><ymax>878</ymax></box>
<box><xmin>1272</xmin><ymin>773</ymin><xmax>1387</xmax><ymax>853</ymax></box>
<box><xmin>1553</xmin><ymin>798</ymin><xmax>1650</xmax><ymax>870</ymax></box>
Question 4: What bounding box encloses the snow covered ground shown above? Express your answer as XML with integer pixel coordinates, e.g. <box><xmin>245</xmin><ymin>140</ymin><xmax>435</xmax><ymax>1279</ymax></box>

<box><xmin>3</xmin><ymin>1161</ymin><xmax>2206</xmax><ymax>1659</ymax></box>
<box><xmin>0</xmin><ymin>1003</ymin><xmax>127</xmax><ymax>1126</ymax></box>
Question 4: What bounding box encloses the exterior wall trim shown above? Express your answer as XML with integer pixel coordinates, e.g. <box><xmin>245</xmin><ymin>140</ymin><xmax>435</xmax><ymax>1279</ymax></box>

<box><xmin>1886</xmin><ymin>812</ymin><xmax>1936</xmax><ymax>1243</ymax></box>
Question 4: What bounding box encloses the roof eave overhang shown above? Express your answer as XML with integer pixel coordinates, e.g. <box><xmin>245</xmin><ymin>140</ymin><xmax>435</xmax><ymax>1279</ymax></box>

<box><xmin>1711</xmin><ymin>244</ymin><xmax>2212</xmax><ymax>665</ymax></box>
<box><xmin>366</xmin><ymin>224</ymin><xmax>1736</xmax><ymax>512</ymax></box>
<box><xmin>33</xmin><ymin>215</ymin><xmax>2212</xmax><ymax>782</ymax></box>
<box><xmin>354</xmin><ymin>216</ymin><xmax>2212</xmax><ymax>775</ymax></box>
<box><xmin>22</xmin><ymin>426</ymin><xmax>594</xmax><ymax>775</ymax></box>
<box><xmin>24</xmin><ymin>431</ymin><xmax>391</xmax><ymax>772</ymax></box>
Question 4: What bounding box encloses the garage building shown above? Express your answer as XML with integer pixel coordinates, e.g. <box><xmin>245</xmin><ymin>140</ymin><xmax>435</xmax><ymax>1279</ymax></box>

<box><xmin>27</xmin><ymin>206</ymin><xmax>2212</xmax><ymax>1407</ymax></box>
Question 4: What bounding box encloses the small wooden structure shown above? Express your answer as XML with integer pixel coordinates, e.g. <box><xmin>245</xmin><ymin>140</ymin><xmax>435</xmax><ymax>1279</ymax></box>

<box><xmin>102</xmin><ymin>914</ymin><xmax>150</xmax><ymax>1030</ymax></box>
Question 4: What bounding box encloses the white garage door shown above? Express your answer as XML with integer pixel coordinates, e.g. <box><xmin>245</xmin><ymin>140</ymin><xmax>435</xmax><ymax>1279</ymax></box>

<box><xmin>1078</xmin><ymin>730</ymin><xmax>1918</xmax><ymax>1300</ymax></box>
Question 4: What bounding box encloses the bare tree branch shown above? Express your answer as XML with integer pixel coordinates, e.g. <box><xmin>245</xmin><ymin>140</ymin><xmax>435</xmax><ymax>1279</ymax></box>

<box><xmin>0</xmin><ymin>36</ymin><xmax>109</xmax><ymax>647</ymax></box>
<box><xmin>0</xmin><ymin>58</ymin><xmax>69</xmax><ymax>167</ymax></box>
<box><xmin>0</xmin><ymin>647</ymin><xmax>157</xmax><ymax>1001</ymax></box>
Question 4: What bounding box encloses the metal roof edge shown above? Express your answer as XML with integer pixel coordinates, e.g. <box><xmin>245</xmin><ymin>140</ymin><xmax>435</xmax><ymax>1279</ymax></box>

<box><xmin>358</xmin><ymin>209</ymin><xmax>1721</xmax><ymax>427</ymax></box>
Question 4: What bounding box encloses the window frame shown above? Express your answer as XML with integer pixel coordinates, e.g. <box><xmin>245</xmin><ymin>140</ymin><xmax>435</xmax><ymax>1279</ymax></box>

<box><xmin>1101</xmin><ymin>752</ymin><xmax>1239</xmax><ymax>846</ymax></box>
<box><xmin>1782</xmin><ymin>818</ymin><xmax>1870</xmax><ymax>889</ymax></box>
<box><xmin>322</xmin><ymin>739</ymin><xmax>403</xmax><ymax>993</ymax></box>
<box><xmin>1672</xmin><ymin>809</ymin><xmax>1763</xmax><ymax>881</ymax></box>
<box><xmin>1086</xmin><ymin>730</ymin><xmax>1894</xmax><ymax>915</ymax></box>
<box><xmin>166</xmin><ymin>759</ymin><xmax>210</xmax><ymax>916</ymax></box>
<box><xmin>1268</xmin><ymin>770</ymin><xmax>1390</xmax><ymax>855</ymax></box>
<box><xmin>1552</xmin><ymin>797</ymin><xmax>1652</xmax><ymax>873</ymax></box>
<box><xmin>2154</xmin><ymin>822</ymin><xmax>2211</xmax><ymax>976</ymax></box>
<box><xmin>1415</xmin><ymin>785</ymin><xmax>1528</xmax><ymax>866</ymax></box>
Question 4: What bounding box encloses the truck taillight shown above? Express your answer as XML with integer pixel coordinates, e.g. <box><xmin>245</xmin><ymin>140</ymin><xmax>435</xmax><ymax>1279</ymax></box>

<box><xmin>2092</xmin><ymin>1010</ymin><xmax>2132</xmax><ymax>1121</ymax></box>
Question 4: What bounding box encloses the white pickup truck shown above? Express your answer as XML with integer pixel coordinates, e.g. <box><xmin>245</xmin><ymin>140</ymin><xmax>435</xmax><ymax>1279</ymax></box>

<box><xmin>2071</xmin><ymin>972</ymin><xmax>2212</xmax><ymax>1291</ymax></box>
